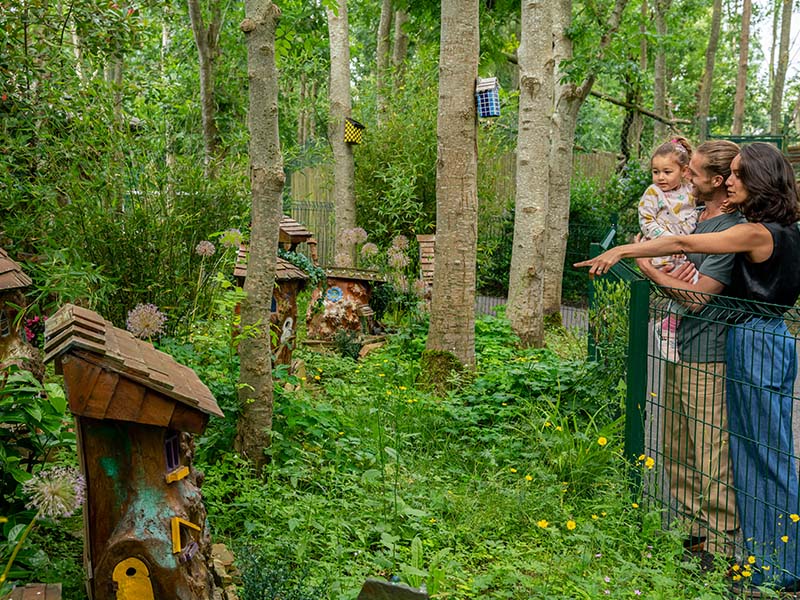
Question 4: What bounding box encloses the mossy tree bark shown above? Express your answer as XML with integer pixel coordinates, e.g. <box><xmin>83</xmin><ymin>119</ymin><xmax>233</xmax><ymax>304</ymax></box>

<box><xmin>236</xmin><ymin>1</ymin><xmax>283</xmax><ymax>474</ymax></box>
<box><xmin>421</xmin><ymin>0</ymin><xmax>479</xmax><ymax>377</ymax></box>
<box><xmin>769</xmin><ymin>0</ymin><xmax>792</xmax><ymax>135</ymax></box>
<box><xmin>539</xmin><ymin>0</ymin><xmax>628</xmax><ymax>321</ymax></box>
<box><xmin>327</xmin><ymin>0</ymin><xmax>357</xmax><ymax>267</ymax></box>
<box><xmin>731</xmin><ymin>0</ymin><xmax>752</xmax><ymax>135</ymax></box>
<box><xmin>506</xmin><ymin>0</ymin><xmax>553</xmax><ymax>348</ymax></box>
<box><xmin>696</xmin><ymin>0</ymin><xmax>722</xmax><ymax>141</ymax></box>
<box><xmin>188</xmin><ymin>0</ymin><xmax>223</xmax><ymax>177</ymax></box>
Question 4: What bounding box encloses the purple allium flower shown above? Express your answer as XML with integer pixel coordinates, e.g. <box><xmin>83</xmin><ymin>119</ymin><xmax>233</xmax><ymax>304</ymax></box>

<box><xmin>126</xmin><ymin>303</ymin><xmax>167</xmax><ymax>339</ymax></box>
<box><xmin>391</xmin><ymin>234</ymin><xmax>409</xmax><ymax>250</ymax></box>
<box><xmin>413</xmin><ymin>278</ymin><xmax>428</xmax><ymax>298</ymax></box>
<box><xmin>23</xmin><ymin>466</ymin><xmax>85</xmax><ymax>519</ymax></box>
<box><xmin>219</xmin><ymin>228</ymin><xmax>243</xmax><ymax>249</ymax></box>
<box><xmin>195</xmin><ymin>240</ymin><xmax>216</xmax><ymax>257</ymax></box>
<box><xmin>387</xmin><ymin>247</ymin><xmax>410</xmax><ymax>270</ymax></box>
<box><xmin>360</xmin><ymin>242</ymin><xmax>379</xmax><ymax>258</ymax></box>
<box><xmin>340</xmin><ymin>227</ymin><xmax>368</xmax><ymax>246</ymax></box>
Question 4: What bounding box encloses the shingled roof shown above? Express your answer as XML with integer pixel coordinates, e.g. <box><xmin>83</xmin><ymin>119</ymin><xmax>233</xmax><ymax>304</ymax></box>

<box><xmin>0</xmin><ymin>248</ymin><xmax>32</xmax><ymax>291</ymax></box>
<box><xmin>279</xmin><ymin>215</ymin><xmax>313</xmax><ymax>245</ymax></box>
<box><xmin>44</xmin><ymin>304</ymin><xmax>223</xmax><ymax>426</ymax></box>
<box><xmin>234</xmin><ymin>245</ymin><xmax>309</xmax><ymax>282</ymax></box>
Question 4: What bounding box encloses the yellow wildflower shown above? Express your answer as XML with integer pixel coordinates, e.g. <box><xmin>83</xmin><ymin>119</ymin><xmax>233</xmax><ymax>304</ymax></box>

<box><xmin>644</xmin><ymin>457</ymin><xmax>655</xmax><ymax>470</ymax></box>
<box><xmin>537</xmin><ymin>519</ymin><xmax>548</xmax><ymax>529</ymax></box>
<box><xmin>732</xmin><ymin>575</ymin><xmax>742</xmax><ymax>582</ymax></box>
<box><xmin>525</xmin><ymin>475</ymin><xmax>533</xmax><ymax>481</ymax></box>
<box><xmin>597</xmin><ymin>437</ymin><xmax>608</xmax><ymax>446</ymax></box>
<box><xmin>591</xmin><ymin>514</ymin><xmax>599</xmax><ymax>520</ymax></box>
<box><xmin>731</xmin><ymin>564</ymin><xmax>740</xmax><ymax>572</ymax></box>
<box><xmin>747</xmin><ymin>556</ymin><xmax>756</xmax><ymax>565</ymax></box>
<box><xmin>791</xmin><ymin>514</ymin><xmax>800</xmax><ymax>523</ymax></box>
<box><xmin>742</xmin><ymin>570</ymin><xmax>752</xmax><ymax>578</ymax></box>
<box><xmin>566</xmin><ymin>520</ymin><xmax>576</xmax><ymax>531</ymax></box>
<box><xmin>510</xmin><ymin>468</ymin><xmax>517</xmax><ymax>473</ymax></box>
<box><xmin>638</xmin><ymin>454</ymin><xmax>646</xmax><ymax>461</ymax></box>
<box><xmin>632</xmin><ymin>502</ymin><xmax>639</xmax><ymax>508</ymax></box>
<box><xmin>555</xmin><ymin>426</ymin><xmax>563</xmax><ymax>432</ymax></box>
<box><xmin>782</xmin><ymin>536</ymin><xmax>790</xmax><ymax>543</ymax></box>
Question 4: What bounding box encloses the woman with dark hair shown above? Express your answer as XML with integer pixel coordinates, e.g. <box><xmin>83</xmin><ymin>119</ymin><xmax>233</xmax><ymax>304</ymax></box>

<box><xmin>576</xmin><ymin>142</ymin><xmax>800</xmax><ymax>589</ymax></box>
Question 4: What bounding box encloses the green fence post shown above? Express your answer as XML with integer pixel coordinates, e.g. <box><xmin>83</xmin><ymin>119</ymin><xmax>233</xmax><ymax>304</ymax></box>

<box><xmin>587</xmin><ymin>243</ymin><xmax>600</xmax><ymax>360</ymax></box>
<box><xmin>625</xmin><ymin>277</ymin><xmax>650</xmax><ymax>490</ymax></box>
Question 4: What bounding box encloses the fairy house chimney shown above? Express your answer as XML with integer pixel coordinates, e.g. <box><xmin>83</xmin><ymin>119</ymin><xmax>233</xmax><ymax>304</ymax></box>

<box><xmin>280</xmin><ymin>215</ymin><xmax>317</xmax><ymax>263</ymax></box>
<box><xmin>44</xmin><ymin>304</ymin><xmax>225</xmax><ymax>600</ymax></box>
<box><xmin>0</xmin><ymin>248</ymin><xmax>43</xmax><ymax>380</ymax></box>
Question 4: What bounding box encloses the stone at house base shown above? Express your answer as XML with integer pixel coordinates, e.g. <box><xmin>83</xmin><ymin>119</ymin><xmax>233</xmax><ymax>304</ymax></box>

<box><xmin>357</xmin><ymin>578</ymin><xmax>428</xmax><ymax>600</ymax></box>
<box><xmin>210</xmin><ymin>543</ymin><xmax>240</xmax><ymax>600</ymax></box>
<box><xmin>4</xmin><ymin>583</ymin><xmax>62</xmax><ymax>600</ymax></box>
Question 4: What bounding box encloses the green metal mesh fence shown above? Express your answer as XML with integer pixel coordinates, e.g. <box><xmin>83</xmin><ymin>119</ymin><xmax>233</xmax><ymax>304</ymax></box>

<box><xmin>590</xmin><ymin>237</ymin><xmax>800</xmax><ymax>587</ymax></box>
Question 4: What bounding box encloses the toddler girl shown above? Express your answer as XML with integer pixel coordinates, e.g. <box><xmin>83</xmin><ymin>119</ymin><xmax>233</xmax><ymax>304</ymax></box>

<box><xmin>638</xmin><ymin>136</ymin><xmax>697</xmax><ymax>361</ymax></box>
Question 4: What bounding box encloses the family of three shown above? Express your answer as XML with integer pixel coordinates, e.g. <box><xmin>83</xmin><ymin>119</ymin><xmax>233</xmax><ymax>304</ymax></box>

<box><xmin>577</xmin><ymin>141</ymin><xmax>800</xmax><ymax>590</ymax></box>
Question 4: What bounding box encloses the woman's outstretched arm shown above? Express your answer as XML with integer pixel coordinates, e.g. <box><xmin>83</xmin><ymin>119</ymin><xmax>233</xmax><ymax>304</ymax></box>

<box><xmin>573</xmin><ymin>222</ymin><xmax>771</xmax><ymax>277</ymax></box>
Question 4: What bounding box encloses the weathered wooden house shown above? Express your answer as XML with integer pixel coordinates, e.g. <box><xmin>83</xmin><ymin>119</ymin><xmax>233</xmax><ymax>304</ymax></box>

<box><xmin>0</xmin><ymin>248</ymin><xmax>43</xmax><ymax>379</ymax></box>
<box><xmin>234</xmin><ymin>248</ymin><xmax>309</xmax><ymax>365</ymax></box>
<box><xmin>43</xmin><ymin>304</ymin><xmax>225</xmax><ymax>600</ymax></box>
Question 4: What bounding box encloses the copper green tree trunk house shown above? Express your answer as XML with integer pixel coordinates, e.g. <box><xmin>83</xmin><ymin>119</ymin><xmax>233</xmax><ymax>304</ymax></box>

<box><xmin>43</xmin><ymin>304</ymin><xmax>225</xmax><ymax>600</ymax></box>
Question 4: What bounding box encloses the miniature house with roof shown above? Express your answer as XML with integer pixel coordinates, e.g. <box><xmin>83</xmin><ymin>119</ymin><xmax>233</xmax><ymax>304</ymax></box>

<box><xmin>0</xmin><ymin>248</ymin><xmax>43</xmax><ymax>380</ymax></box>
<box><xmin>234</xmin><ymin>247</ymin><xmax>309</xmax><ymax>365</ymax></box>
<box><xmin>44</xmin><ymin>304</ymin><xmax>225</xmax><ymax>600</ymax></box>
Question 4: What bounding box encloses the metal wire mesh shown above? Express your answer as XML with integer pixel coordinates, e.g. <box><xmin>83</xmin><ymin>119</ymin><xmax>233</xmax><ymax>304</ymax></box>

<box><xmin>590</xmin><ymin>240</ymin><xmax>800</xmax><ymax>586</ymax></box>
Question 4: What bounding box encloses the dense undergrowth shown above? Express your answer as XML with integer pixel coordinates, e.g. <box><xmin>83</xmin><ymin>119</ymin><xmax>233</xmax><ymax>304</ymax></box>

<box><xmin>193</xmin><ymin>312</ymin><xmax>732</xmax><ymax>599</ymax></box>
<box><xmin>1</xmin><ymin>303</ymin><xmax>737</xmax><ymax>599</ymax></box>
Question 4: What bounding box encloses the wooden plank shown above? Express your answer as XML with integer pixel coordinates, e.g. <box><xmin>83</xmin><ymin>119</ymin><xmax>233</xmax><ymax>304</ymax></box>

<box><xmin>105</xmin><ymin>376</ymin><xmax>146</xmax><ymax>422</ymax></box>
<box><xmin>81</xmin><ymin>369</ymin><xmax>119</xmax><ymax>420</ymax></box>
<box><xmin>61</xmin><ymin>356</ymin><xmax>102</xmax><ymax>416</ymax></box>
<box><xmin>136</xmin><ymin>389</ymin><xmax>175</xmax><ymax>428</ymax></box>
<box><xmin>169</xmin><ymin>403</ymin><xmax>208</xmax><ymax>434</ymax></box>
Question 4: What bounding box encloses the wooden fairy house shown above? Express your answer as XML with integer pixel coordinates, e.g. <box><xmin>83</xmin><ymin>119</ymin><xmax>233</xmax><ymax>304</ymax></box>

<box><xmin>43</xmin><ymin>304</ymin><xmax>225</xmax><ymax>600</ymax></box>
<box><xmin>280</xmin><ymin>215</ymin><xmax>317</xmax><ymax>263</ymax></box>
<box><xmin>0</xmin><ymin>248</ymin><xmax>43</xmax><ymax>380</ymax></box>
<box><xmin>234</xmin><ymin>247</ymin><xmax>309</xmax><ymax>365</ymax></box>
<box><xmin>305</xmin><ymin>267</ymin><xmax>385</xmax><ymax>341</ymax></box>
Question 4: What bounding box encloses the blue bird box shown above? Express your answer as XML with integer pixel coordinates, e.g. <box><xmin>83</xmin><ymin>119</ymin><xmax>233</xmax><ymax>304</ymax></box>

<box><xmin>475</xmin><ymin>77</ymin><xmax>500</xmax><ymax>118</ymax></box>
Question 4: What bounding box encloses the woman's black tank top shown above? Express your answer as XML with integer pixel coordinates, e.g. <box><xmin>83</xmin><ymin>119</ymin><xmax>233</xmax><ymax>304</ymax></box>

<box><xmin>728</xmin><ymin>222</ymin><xmax>800</xmax><ymax>315</ymax></box>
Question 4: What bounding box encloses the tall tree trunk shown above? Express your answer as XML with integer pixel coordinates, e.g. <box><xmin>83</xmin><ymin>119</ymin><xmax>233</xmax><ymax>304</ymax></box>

<box><xmin>162</xmin><ymin>11</ymin><xmax>176</xmax><ymax>174</ymax></box>
<box><xmin>188</xmin><ymin>0</ymin><xmax>222</xmax><ymax>176</ymax></box>
<box><xmin>327</xmin><ymin>0</ymin><xmax>357</xmax><ymax>267</ymax></box>
<box><xmin>769</xmin><ymin>0</ymin><xmax>780</xmax><ymax>86</ymax></box>
<box><xmin>392</xmin><ymin>9</ymin><xmax>409</xmax><ymax>90</ymax></box>
<box><xmin>732</xmin><ymin>0</ymin><xmax>752</xmax><ymax>135</ymax></box>
<box><xmin>376</xmin><ymin>0</ymin><xmax>392</xmax><ymax>124</ymax></box>
<box><xmin>298</xmin><ymin>73</ymin><xmax>307</xmax><ymax>146</ymax></box>
<box><xmin>697</xmin><ymin>0</ymin><xmax>722</xmax><ymax>140</ymax></box>
<box><xmin>423</xmin><ymin>0</ymin><xmax>479</xmax><ymax>370</ymax></box>
<box><xmin>541</xmin><ymin>0</ymin><xmax>628</xmax><ymax>318</ymax></box>
<box><xmin>653</xmin><ymin>0</ymin><xmax>669</xmax><ymax>142</ymax></box>
<box><xmin>628</xmin><ymin>0</ymin><xmax>648</xmax><ymax>159</ymax></box>
<box><xmin>507</xmin><ymin>0</ymin><xmax>553</xmax><ymax>347</ymax></box>
<box><xmin>236</xmin><ymin>1</ymin><xmax>283</xmax><ymax>473</ymax></box>
<box><xmin>770</xmin><ymin>0</ymin><xmax>792</xmax><ymax>134</ymax></box>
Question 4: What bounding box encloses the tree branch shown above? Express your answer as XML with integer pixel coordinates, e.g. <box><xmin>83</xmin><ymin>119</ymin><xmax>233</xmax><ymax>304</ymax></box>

<box><xmin>590</xmin><ymin>89</ymin><xmax>691</xmax><ymax>126</ymax></box>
